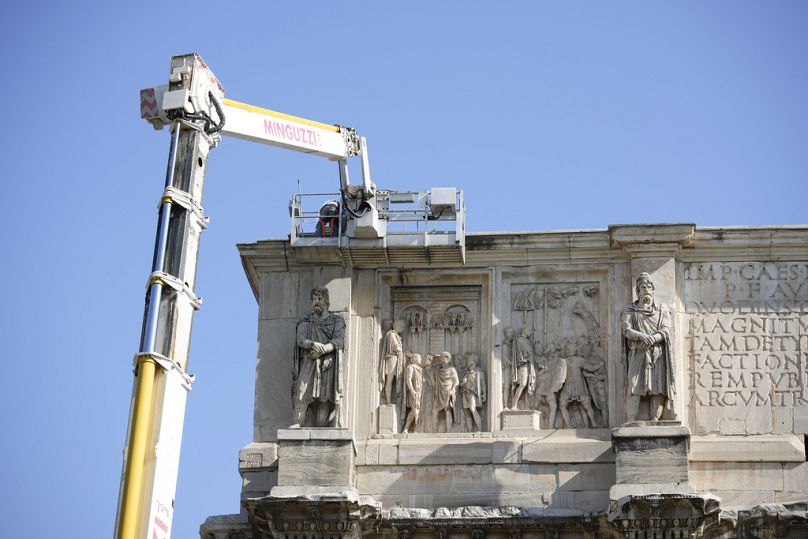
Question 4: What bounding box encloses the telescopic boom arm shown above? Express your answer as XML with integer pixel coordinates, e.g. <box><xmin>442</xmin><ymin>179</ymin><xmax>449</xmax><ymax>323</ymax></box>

<box><xmin>117</xmin><ymin>52</ymin><xmax>372</xmax><ymax>539</ymax></box>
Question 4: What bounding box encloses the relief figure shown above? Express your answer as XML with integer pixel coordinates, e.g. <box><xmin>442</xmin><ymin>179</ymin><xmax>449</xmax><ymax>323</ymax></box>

<box><xmin>509</xmin><ymin>327</ymin><xmax>535</xmax><ymax>409</ymax></box>
<box><xmin>558</xmin><ymin>340</ymin><xmax>597</xmax><ymax>428</ymax></box>
<box><xmin>402</xmin><ymin>353</ymin><xmax>424</xmax><ymax>433</ymax></box>
<box><xmin>531</xmin><ymin>341</ymin><xmax>566</xmax><ymax>428</ymax></box>
<box><xmin>501</xmin><ymin>327</ymin><xmax>515</xmax><ymax>409</ymax></box>
<box><xmin>459</xmin><ymin>353</ymin><xmax>486</xmax><ymax>431</ymax></box>
<box><xmin>379</xmin><ymin>319</ymin><xmax>404</xmax><ymax>405</ymax></box>
<box><xmin>432</xmin><ymin>351</ymin><xmax>460</xmax><ymax>432</ymax></box>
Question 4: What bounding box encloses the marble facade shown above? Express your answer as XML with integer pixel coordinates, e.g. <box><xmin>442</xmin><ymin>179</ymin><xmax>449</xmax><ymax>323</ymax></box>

<box><xmin>201</xmin><ymin>224</ymin><xmax>808</xmax><ymax>538</ymax></box>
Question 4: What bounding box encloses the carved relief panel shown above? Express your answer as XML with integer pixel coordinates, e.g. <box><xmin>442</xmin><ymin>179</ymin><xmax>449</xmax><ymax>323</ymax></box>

<box><xmin>388</xmin><ymin>286</ymin><xmax>486</xmax><ymax>433</ymax></box>
<box><xmin>506</xmin><ymin>281</ymin><xmax>607</xmax><ymax>429</ymax></box>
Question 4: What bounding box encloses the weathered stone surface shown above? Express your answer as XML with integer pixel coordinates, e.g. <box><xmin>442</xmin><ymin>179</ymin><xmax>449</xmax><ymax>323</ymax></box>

<box><xmin>254</xmin><ymin>318</ymin><xmax>296</xmax><ymax>441</ymax></box>
<box><xmin>522</xmin><ymin>429</ymin><xmax>613</xmax><ymax>463</ymax></box>
<box><xmin>276</xmin><ymin>429</ymin><xmax>355</xmax><ymax>488</ymax></box>
<box><xmin>559</xmin><ymin>463</ymin><xmax>616</xmax><ymax>491</ymax></box>
<box><xmin>491</xmin><ymin>440</ymin><xmax>521</xmax><ymax>463</ymax></box>
<box><xmin>397</xmin><ymin>439</ymin><xmax>492</xmax><ymax>465</ymax></box>
<box><xmin>690</xmin><ymin>462</ymin><xmax>784</xmax><ymax>491</ymax></box>
<box><xmin>238</xmin><ymin>442</ymin><xmax>278</xmax><ymax>471</ymax></box>
<box><xmin>684</xmin><ymin>262</ymin><xmax>808</xmax><ymax>437</ymax></box>
<box><xmin>690</xmin><ymin>434</ymin><xmax>804</xmax><ymax>462</ymax></box>
<box><xmin>612</xmin><ymin>425</ymin><xmax>690</xmax><ymax>486</ymax></box>
<box><xmin>378</xmin><ymin>404</ymin><xmax>398</xmax><ymax>435</ymax></box>
<box><xmin>259</xmin><ymin>271</ymin><xmax>298</xmax><ymax>320</ymax></box>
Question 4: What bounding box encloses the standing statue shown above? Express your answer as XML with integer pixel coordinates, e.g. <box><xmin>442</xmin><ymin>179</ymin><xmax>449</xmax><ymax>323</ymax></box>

<box><xmin>460</xmin><ymin>353</ymin><xmax>486</xmax><ymax>431</ymax></box>
<box><xmin>621</xmin><ymin>273</ymin><xmax>676</xmax><ymax>421</ymax></box>
<box><xmin>402</xmin><ymin>353</ymin><xmax>424</xmax><ymax>433</ymax></box>
<box><xmin>292</xmin><ymin>287</ymin><xmax>345</xmax><ymax>427</ymax></box>
<box><xmin>432</xmin><ymin>351</ymin><xmax>460</xmax><ymax>432</ymax></box>
<box><xmin>420</xmin><ymin>354</ymin><xmax>437</xmax><ymax>432</ymax></box>
<box><xmin>379</xmin><ymin>320</ymin><xmax>404</xmax><ymax>405</ymax></box>
<box><xmin>509</xmin><ymin>327</ymin><xmax>535</xmax><ymax>409</ymax></box>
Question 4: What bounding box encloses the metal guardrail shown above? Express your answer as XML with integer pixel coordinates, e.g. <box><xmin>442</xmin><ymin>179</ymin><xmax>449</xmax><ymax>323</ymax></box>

<box><xmin>289</xmin><ymin>189</ymin><xmax>465</xmax><ymax>252</ymax></box>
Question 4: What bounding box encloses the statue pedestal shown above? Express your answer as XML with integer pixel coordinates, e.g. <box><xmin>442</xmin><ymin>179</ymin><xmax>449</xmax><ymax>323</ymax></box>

<box><xmin>500</xmin><ymin>409</ymin><xmax>541</xmax><ymax>430</ymax></box>
<box><xmin>610</xmin><ymin>422</ymin><xmax>694</xmax><ymax>501</ymax></box>
<box><xmin>608</xmin><ymin>423</ymin><xmax>723</xmax><ymax>537</ymax></box>
<box><xmin>271</xmin><ymin>428</ymin><xmax>356</xmax><ymax>497</ymax></box>
<box><xmin>378</xmin><ymin>404</ymin><xmax>398</xmax><ymax>434</ymax></box>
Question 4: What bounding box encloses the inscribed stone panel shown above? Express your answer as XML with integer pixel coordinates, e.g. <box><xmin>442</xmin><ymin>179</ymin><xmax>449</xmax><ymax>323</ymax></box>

<box><xmin>684</xmin><ymin>262</ymin><xmax>808</xmax><ymax>435</ymax></box>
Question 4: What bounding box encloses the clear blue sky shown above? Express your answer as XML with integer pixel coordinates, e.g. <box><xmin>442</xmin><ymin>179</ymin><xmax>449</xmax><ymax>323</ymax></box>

<box><xmin>1</xmin><ymin>2</ymin><xmax>806</xmax><ymax>537</ymax></box>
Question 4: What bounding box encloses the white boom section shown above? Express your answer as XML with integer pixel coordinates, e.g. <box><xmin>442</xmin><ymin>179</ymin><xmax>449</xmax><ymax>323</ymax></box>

<box><xmin>221</xmin><ymin>99</ymin><xmax>353</xmax><ymax>160</ymax></box>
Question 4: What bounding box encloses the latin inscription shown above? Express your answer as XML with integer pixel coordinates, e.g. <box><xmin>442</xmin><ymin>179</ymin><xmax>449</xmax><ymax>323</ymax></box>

<box><xmin>685</xmin><ymin>262</ymin><xmax>808</xmax><ymax>435</ymax></box>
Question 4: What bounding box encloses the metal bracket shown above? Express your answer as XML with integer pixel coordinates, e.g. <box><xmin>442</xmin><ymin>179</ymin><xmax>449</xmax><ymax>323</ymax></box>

<box><xmin>133</xmin><ymin>352</ymin><xmax>195</xmax><ymax>390</ymax></box>
<box><xmin>340</xmin><ymin>126</ymin><xmax>361</xmax><ymax>157</ymax></box>
<box><xmin>146</xmin><ymin>271</ymin><xmax>202</xmax><ymax>310</ymax></box>
<box><xmin>159</xmin><ymin>185</ymin><xmax>209</xmax><ymax>229</ymax></box>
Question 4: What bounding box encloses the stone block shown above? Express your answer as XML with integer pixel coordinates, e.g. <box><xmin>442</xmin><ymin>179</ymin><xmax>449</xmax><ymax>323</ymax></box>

<box><xmin>378</xmin><ymin>440</ymin><xmax>399</xmax><ymax>465</ymax></box>
<box><xmin>491</xmin><ymin>440</ymin><xmax>521</xmax><ymax>464</ymax></box>
<box><xmin>689</xmin><ymin>462</ymin><xmax>784</xmax><ymax>491</ymax></box>
<box><xmin>397</xmin><ymin>440</ymin><xmax>492</xmax><ymax>465</ymax></box>
<box><xmin>773</xmin><ymin>406</ymin><xmax>794</xmax><ymax>434</ymax></box>
<box><xmin>559</xmin><ymin>464</ymin><xmax>616</xmax><ymax>491</ymax></box>
<box><xmin>315</xmin><ymin>267</ymin><xmax>351</xmax><ymax>313</ymax></box>
<box><xmin>238</xmin><ymin>442</ymin><xmax>279</xmax><ymax>471</ymax></box>
<box><xmin>500</xmin><ymin>409</ymin><xmax>541</xmax><ymax>430</ymax></box>
<box><xmin>254</xmin><ymin>318</ymin><xmax>297</xmax><ymax>441</ymax></box>
<box><xmin>240</xmin><ymin>469</ymin><xmax>278</xmax><ymax>495</ymax></box>
<box><xmin>719</xmin><ymin>418</ymin><xmax>747</xmax><ymax>435</ymax></box>
<box><xmin>276</xmin><ymin>429</ymin><xmax>355</xmax><ymax>488</ymax></box>
<box><xmin>690</xmin><ymin>435</ymin><xmax>805</xmax><ymax>462</ymax></box>
<box><xmin>260</xmin><ymin>272</ymin><xmax>298</xmax><ymax>320</ymax></box>
<box><xmin>783</xmin><ymin>462</ymin><xmax>808</xmax><ymax>492</ymax></box>
<box><xmin>613</xmin><ymin>425</ymin><xmax>689</xmax><ymax>486</ymax></box>
<box><xmin>352</xmin><ymin>270</ymin><xmax>376</xmax><ymax>316</ymax></box>
<box><xmin>378</xmin><ymin>404</ymin><xmax>398</xmax><ymax>435</ymax></box>
<box><xmin>712</xmin><ymin>490</ymin><xmax>775</xmax><ymax>509</ymax></box>
<box><xmin>356</xmin><ymin>468</ymin><xmax>404</xmax><ymax>494</ymax></box>
<box><xmin>493</xmin><ymin>464</ymin><xmax>557</xmax><ymax>492</ymax></box>
<box><xmin>572</xmin><ymin>490</ymin><xmax>610</xmax><ymax>512</ymax></box>
<box><xmin>522</xmin><ymin>435</ymin><xmax>613</xmax><ymax>464</ymax></box>
<box><xmin>794</xmin><ymin>407</ymin><xmax>808</xmax><ymax>433</ymax></box>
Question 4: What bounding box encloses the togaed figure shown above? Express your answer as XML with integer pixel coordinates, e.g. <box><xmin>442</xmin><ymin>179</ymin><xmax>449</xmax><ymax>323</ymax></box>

<box><xmin>621</xmin><ymin>273</ymin><xmax>676</xmax><ymax>421</ymax></box>
<box><xmin>380</xmin><ymin>320</ymin><xmax>404</xmax><ymax>405</ymax></box>
<box><xmin>460</xmin><ymin>353</ymin><xmax>486</xmax><ymax>431</ymax></box>
<box><xmin>432</xmin><ymin>351</ymin><xmax>460</xmax><ymax>432</ymax></box>
<box><xmin>292</xmin><ymin>287</ymin><xmax>345</xmax><ymax>427</ymax></box>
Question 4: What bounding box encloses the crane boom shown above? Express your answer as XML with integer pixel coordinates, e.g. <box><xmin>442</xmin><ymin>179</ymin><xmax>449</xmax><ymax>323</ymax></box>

<box><xmin>120</xmin><ymin>51</ymin><xmax>464</xmax><ymax>539</ymax></box>
<box><xmin>118</xmin><ymin>52</ymin><xmax>368</xmax><ymax>539</ymax></box>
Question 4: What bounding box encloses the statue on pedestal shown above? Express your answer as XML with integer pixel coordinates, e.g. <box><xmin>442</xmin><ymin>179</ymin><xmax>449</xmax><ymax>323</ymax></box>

<box><xmin>621</xmin><ymin>273</ymin><xmax>676</xmax><ymax>421</ymax></box>
<box><xmin>291</xmin><ymin>287</ymin><xmax>345</xmax><ymax>427</ymax></box>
